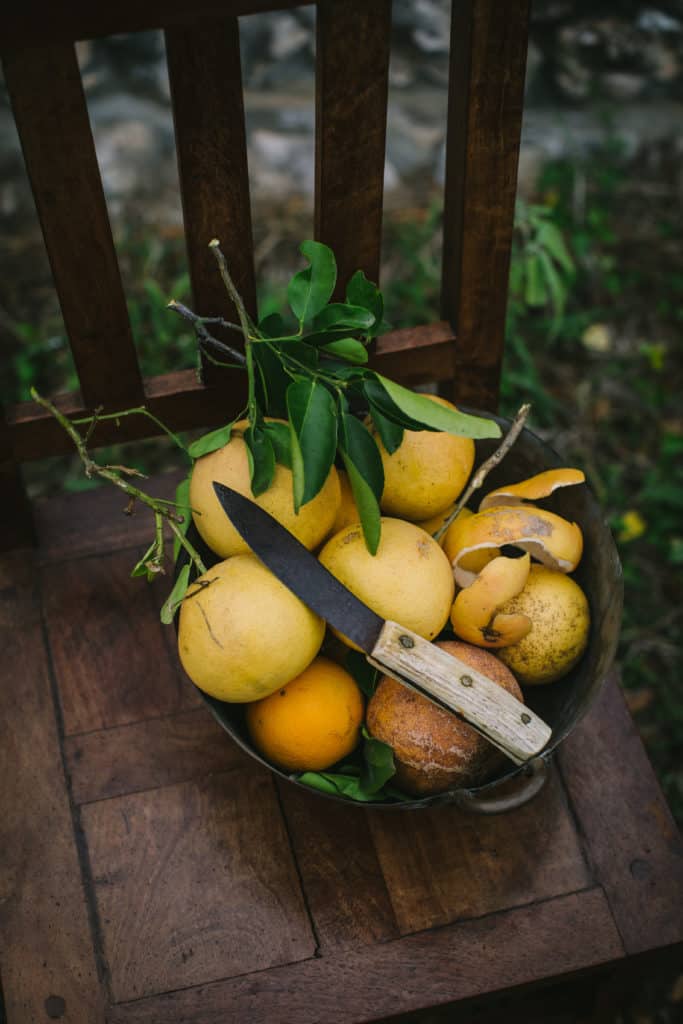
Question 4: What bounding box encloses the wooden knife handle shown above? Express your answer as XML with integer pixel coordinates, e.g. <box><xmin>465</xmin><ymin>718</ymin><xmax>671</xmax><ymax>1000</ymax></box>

<box><xmin>367</xmin><ymin>620</ymin><xmax>552</xmax><ymax>765</ymax></box>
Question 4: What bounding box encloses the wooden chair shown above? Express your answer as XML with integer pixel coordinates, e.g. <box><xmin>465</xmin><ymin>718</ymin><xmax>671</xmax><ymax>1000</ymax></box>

<box><xmin>1</xmin><ymin>3</ymin><xmax>681</xmax><ymax>1022</ymax></box>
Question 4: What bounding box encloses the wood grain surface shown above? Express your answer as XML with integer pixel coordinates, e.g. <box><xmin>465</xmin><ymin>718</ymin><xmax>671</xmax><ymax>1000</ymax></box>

<box><xmin>166</xmin><ymin>17</ymin><xmax>255</xmax><ymax>392</ymax></box>
<box><xmin>7</xmin><ymin>326</ymin><xmax>456</xmax><ymax>462</ymax></box>
<box><xmin>106</xmin><ymin>888</ymin><xmax>623</xmax><ymax>1024</ymax></box>
<box><xmin>65</xmin><ymin>707</ymin><xmax>248</xmax><ymax>805</ymax></box>
<box><xmin>82</xmin><ymin>771</ymin><xmax>315</xmax><ymax>1002</ymax></box>
<box><xmin>559</xmin><ymin>678</ymin><xmax>683</xmax><ymax>956</ymax></box>
<box><xmin>2</xmin><ymin>43</ymin><xmax>144</xmax><ymax>410</ymax></box>
<box><xmin>0</xmin><ymin>552</ymin><xmax>104</xmax><ymax>1022</ymax></box>
<box><xmin>441</xmin><ymin>0</ymin><xmax>530</xmax><ymax>410</ymax></box>
<box><xmin>367</xmin><ymin>768</ymin><xmax>591</xmax><ymax>934</ymax></box>
<box><xmin>315</xmin><ymin>0</ymin><xmax>391</xmax><ymax>295</ymax></box>
<box><xmin>277</xmin><ymin>781</ymin><xmax>400</xmax><ymax>952</ymax></box>
<box><xmin>42</xmin><ymin>549</ymin><xmax>197</xmax><ymax>734</ymax></box>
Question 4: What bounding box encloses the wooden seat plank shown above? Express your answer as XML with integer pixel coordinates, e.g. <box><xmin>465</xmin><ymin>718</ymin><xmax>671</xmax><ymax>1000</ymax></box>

<box><xmin>2</xmin><ymin>42</ymin><xmax>145</xmax><ymax>409</ymax></box>
<box><xmin>315</xmin><ymin>0</ymin><xmax>391</xmax><ymax>293</ymax></box>
<box><xmin>166</xmin><ymin>18</ymin><xmax>256</xmax><ymax>390</ymax></box>
<box><xmin>65</xmin><ymin>707</ymin><xmax>248</xmax><ymax>805</ymax></box>
<box><xmin>82</xmin><ymin>770</ymin><xmax>316</xmax><ymax>1002</ymax></box>
<box><xmin>276</xmin><ymin>782</ymin><xmax>400</xmax><ymax>952</ymax></box>
<box><xmin>558</xmin><ymin>679</ymin><xmax>683</xmax><ymax>956</ymax></box>
<box><xmin>41</xmin><ymin>549</ymin><xmax>198</xmax><ymax>735</ymax></box>
<box><xmin>0</xmin><ymin>552</ymin><xmax>104</xmax><ymax>1022</ymax></box>
<box><xmin>106</xmin><ymin>888</ymin><xmax>623</xmax><ymax>1024</ymax></box>
<box><xmin>366</xmin><ymin>767</ymin><xmax>592</xmax><ymax>934</ymax></box>
<box><xmin>8</xmin><ymin>326</ymin><xmax>456</xmax><ymax>462</ymax></box>
<box><xmin>441</xmin><ymin>0</ymin><xmax>529</xmax><ymax>410</ymax></box>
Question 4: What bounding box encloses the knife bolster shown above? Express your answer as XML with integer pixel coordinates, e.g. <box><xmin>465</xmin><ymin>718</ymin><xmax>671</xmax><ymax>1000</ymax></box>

<box><xmin>367</xmin><ymin>621</ymin><xmax>552</xmax><ymax>765</ymax></box>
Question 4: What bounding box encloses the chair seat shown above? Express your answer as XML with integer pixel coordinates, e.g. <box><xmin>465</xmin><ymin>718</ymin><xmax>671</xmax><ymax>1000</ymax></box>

<box><xmin>1</xmin><ymin>475</ymin><xmax>681</xmax><ymax>1023</ymax></box>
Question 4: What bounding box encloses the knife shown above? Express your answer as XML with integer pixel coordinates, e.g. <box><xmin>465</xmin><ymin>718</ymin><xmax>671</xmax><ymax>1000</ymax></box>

<box><xmin>212</xmin><ymin>482</ymin><xmax>552</xmax><ymax>764</ymax></box>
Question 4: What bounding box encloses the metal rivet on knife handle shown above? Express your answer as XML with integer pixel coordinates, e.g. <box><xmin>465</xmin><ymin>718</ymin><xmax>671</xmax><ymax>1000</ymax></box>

<box><xmin>521</xmin><ymin>712</ymin><xmax>531</xmax><ymax>724</ymax></box>
<box><xmin>399</xmin><ymin>634</ymin><xmax>415</xmax><ymax>649</ymax></box>
<box><xmin>460</xmin><ymin>675</ymin><xmax>473</xmax><ymax>687</ymax></box>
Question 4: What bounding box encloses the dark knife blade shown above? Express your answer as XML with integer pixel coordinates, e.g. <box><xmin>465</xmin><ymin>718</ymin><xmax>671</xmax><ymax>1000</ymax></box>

<box><xmin>212</xmin><ymin>482</ymin><xmax>384</xmax><ymax>652</ymax></box>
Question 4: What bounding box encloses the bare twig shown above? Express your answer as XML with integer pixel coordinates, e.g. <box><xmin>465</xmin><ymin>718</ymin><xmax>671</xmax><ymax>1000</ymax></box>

<box><xmin>73</xmin><ymin>404</ymin><xmax>190</xmax><ymax>457</ymax></box>
<box><xmin>209</xmin><ymin>239</ymin><xmax>256</xmax><ymax>342</ymax></box>
<box><xmin>31</xmin><ymin>388</ymin><xmax>207</xmax><ymax>577</ymax></box>
<box><xmin>433</xmin><ymin>404</ymin><xmax>532</xmax><ymax>543</ymax></box>
<box><xmin>167</xmin><ymin>299</ymin><xmax>247</xmax><ymax>366</ymax></box>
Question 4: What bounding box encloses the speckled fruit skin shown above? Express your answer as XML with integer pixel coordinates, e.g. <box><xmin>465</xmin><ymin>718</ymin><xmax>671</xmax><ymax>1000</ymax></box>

<box><xmin>496</xmin><ymin>564</ymin><xmax>590</xmax><ymax>685</ymax></box>
<box><xmin>367</xmin><ymin>640</ymin><xmax>523</xmax><ymax>796</ymax></box>
<box><xmin>369</xmin><ymin>396</ymin><xmax>475</xmax><ymax>521</ymax></box>
<box><xmin>177</xmin><ymin>555</ymin><xmax>325</xmax><ymax>702</ymax></box>
<box><xmin>318</xmin><ymin>518</ymin><xmax>455</xmax><ymax>650</ymax></box>
<box><xmin>189</xmin><ymin>419</ymin><xmax>341</xmax><ymax>558</ymax></box>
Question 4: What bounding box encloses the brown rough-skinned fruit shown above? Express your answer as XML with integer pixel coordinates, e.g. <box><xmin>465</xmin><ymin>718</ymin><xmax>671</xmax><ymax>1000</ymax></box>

<box><xmin>366</xmin><ymin>640</ymin><xmax>523</xmax><ymax>796</ymax></box>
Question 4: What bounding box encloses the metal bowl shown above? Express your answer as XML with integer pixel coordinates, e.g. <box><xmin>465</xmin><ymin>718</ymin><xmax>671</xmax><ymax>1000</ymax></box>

<box><xmin>175</xmin><ymin>414</ymin><xmax>623</xmax><ymax>812</ymax></box>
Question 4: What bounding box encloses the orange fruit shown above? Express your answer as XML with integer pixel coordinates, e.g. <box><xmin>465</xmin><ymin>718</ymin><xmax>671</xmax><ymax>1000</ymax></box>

<box><xmin>246</xmin><ymin>657</ymin><xmax>364</xmax><ymax>772</ymax></box>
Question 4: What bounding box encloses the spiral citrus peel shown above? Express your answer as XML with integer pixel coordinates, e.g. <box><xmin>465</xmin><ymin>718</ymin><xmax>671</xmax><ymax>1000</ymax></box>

<box><xmin>444</xmin><ymin>504</ymin><xmax>584</xmax><ymax>588</ymax></box>
<box><xmin>450</xmin><ymin>553</ymin><xmax>532</xmax><ymax>648</ymax></box>
<box><xmin>479</xmin><ymin>467</ymin><xmax>586</xmax><ymax>511</ymax></box>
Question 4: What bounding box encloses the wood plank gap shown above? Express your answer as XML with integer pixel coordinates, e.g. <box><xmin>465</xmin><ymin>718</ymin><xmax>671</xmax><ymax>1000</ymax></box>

<box><xmin>37</xmin><ymin>593</ymin><xmax>116</xmax><ymax>1004</ymax></box>
<box><xmin>2</xmin><ymin>42</ymin><xmax>145</xmax><ymax>409</ymax></box>
<box><xmin>106</xmin><ymin>887</ymin><xmax>624</xmax><ymax>1023</ymax></box>
<box><xmin>273</xmin><ymin>779</ymin><xmax>323</xmax><ymax>956</ymax></box>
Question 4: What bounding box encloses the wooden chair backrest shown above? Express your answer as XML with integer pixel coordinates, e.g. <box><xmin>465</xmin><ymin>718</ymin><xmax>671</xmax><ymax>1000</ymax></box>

<box><xmin>0</xmin><ymin>0</ymin><xmax>529</xmax><ymax>547</ymax></box>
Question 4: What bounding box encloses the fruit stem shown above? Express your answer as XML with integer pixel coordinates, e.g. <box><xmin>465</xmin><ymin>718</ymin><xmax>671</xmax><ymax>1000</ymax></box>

<box><xmin>167</xmin><ymin>299</ymin><xmax>247</xmax><ymax>367</ymax></box>
<box><xmin>433</xmin><ymin>403</ymin><xmax>532</xmax><ymax>542</ymax></box>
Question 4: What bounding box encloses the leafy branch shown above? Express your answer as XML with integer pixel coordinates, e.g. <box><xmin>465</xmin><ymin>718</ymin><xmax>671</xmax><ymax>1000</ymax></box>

<box><xmin>30</xmin><ymin>389</ymin><xmax>208</xmax><ymax>586</ymax></box>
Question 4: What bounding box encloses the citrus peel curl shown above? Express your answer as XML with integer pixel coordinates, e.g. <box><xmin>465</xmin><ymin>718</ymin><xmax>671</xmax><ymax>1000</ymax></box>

<box><xmin>479</xmin><ymin>468</ymin><xmax>585</xmax><ymax>511</ymax></box>
<box><xmin>450</xmin><ymin>553</ymin><xmax>532</xmax><ymax>648</ymax></box>
<box><xmin>445</xmin><ymin>505</ymin><xmax>584</xmax><ymax>587</ymax></box>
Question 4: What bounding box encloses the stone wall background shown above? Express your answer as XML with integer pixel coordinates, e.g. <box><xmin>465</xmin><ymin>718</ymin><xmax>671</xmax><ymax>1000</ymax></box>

<box><xmin>2</xmin><ymin>0</ymin><xmax>683</xmax><ymax>226</ymax></box>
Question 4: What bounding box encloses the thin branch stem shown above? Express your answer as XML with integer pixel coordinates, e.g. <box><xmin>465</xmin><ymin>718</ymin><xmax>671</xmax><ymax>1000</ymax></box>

<box><xmin>209</xmin><ymin>239</ymin><xmax>256</xmax><ymax>341</ymax></box>
<box><xmin>167</xmin><ymin>299</ymin><xmax>247</xmax><ymax>367</ymax></box>
<box><xmin>31</xmin><ymin>388</ymin><xmax>207</xmax><ymax>577</ymax></box>
<box><xmin>73</xmin><ymin>404</ymin><xmax>190</xmax><ymax>457</ymax></box>
<box><xmin>433</xmin><ymin>404</ymin><xmax>532</xmax><ymax>543</ymax></box>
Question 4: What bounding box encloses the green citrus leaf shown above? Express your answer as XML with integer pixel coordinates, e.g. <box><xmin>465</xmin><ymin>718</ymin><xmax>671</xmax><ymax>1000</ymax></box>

<box><xmin>368</xmin><ymin>403</ymin><xmax>404</xmax><ymax>454</ymax></box>
<box><xmin>160</xmin><ymin>563</ymin><xmax>190</xmax><ymax>625</ymax></box>
<box><xmin>313</xmin><ymin>303</ymin><xmax>375</xmax><ymax>331</ymax></box>
<box><xmin>172</xmin><ymin>474</ymin><xmax>192</xmax><ymax>563</ymax></box>
<box><xmin>287</xmin><ymin>380</ymin><xmax>337</xmax><ymax>510</ymax></box>
<box><xmin>339</xmin><ymin>413</ymin><xmax>384</xmax><ymax>554</ymax></box>
<box><xmin>360</xmin><ymin>732</ymin><xmax>395</xmax><ymax>795</ymax></box>
<box><xmin>287</xmin><ymin>240</ymin><xmax>337</xmax><ymax>324</ymax></box>
<box><xmin>188</xmin><ymin>422</ymin><xmax>233</xmax><ymax>459</ymax></box>
<box><xmin>345</xmin><ymin>270</ymin><xmax>384</xmax><ymax>337</ymax></box>
<box><xmin>263</xmin><ymin>420</ymin><xmax>292</xmax><ymax>468</ymax></box>
<box><xmin>244</xmin><ymin>424</ymin><xmax>276</xmax><ymax>497</ymax></box>
<box><xmin>320</xmin><ymin>337</ymin><xmax>369</xmax><ymax>364</ymax></box>
<box><xmin>377</xmin><ymin>377</ymin><xmax>501</xmax><ymax>439</ymax></box>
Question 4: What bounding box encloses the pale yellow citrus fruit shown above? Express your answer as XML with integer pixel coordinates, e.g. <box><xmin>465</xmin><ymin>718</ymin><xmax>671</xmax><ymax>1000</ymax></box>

<box><xmin>189</xmin><ymin>419</ymin><xmax>341</xmax><ymax>558</ymax></box>
<box><xmin>318</xmin><ymin>518</ymin><xmax>455</xmax><ymax>649</ymax></box>
<box><xmin>330</xmin><ymin>469</ymin><xmax>359</xmax><ymax>534</ymax></box>
<box><xmin>246</xmin><ymin>657</ymin><xmax>364</xmax><ymax>772</ymax></box>
<box><xmin>177</xmin><ymin>555</ymin><xmax>325</xmax><ymax>702</ymax></box>
<box><xmin>369</xmin><ymin>395</ymin><xmax>475</xmax><ymax>521</ymax></box>
<box><xmin>496</xmin><ymin>564</ymin><xmax>590</xmax><ymax>685</ymax></box>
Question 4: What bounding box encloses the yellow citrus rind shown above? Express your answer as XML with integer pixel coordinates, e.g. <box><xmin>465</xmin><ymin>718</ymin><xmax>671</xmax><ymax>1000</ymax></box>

<box><xmin>450</xmin><ymin>553</ymin><xmax>532</xmax><ymax>648</ymax></box>
<box><xmin>479</xmin><ymin>468</ymin><xmax>585</xmax><ymax>511</ymax></box>
<box><xmin>445</xmin><ymin>505</ymin><xmax>584</xmax><ymax>587</ymax></box>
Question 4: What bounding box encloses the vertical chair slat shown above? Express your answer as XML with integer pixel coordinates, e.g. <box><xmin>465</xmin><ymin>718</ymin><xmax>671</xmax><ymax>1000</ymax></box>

<box><xmin>2</xmin><ymin>43</ymin><xmax>145</xmax><ymax>410</ymax></box>
<box><xmin>315</xmin><ymin>0</ymin><xmax>391</xmax><ymax>295</ymax></box>
<box><xmin>441</xmin><ymin>0</ymin><xmax>530</xmax><ymax>410</ymax></box>
<box><xmin>0</xmin><ymin>406</ymin><xmax>34</xmax><ymax>550</ymax></box>
<box><xmin>166</xmin><ymin>19</ymin><xmax>256</xmax><ymax>392</ymax></box>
